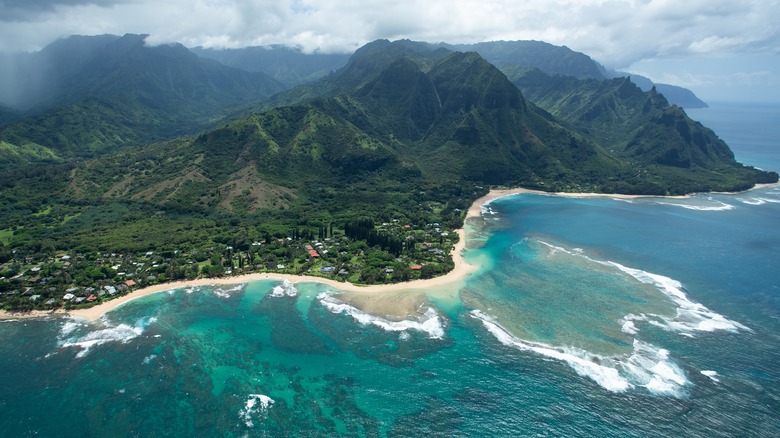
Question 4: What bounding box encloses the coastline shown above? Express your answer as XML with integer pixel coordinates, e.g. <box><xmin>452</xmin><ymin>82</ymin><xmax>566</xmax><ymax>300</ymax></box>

<box><xmin>3</xmin><ymin>183</ymin><xmax>776</xmax><ymax>322</ymax></box>
<box><xmin>0</xmin><ymin>223</ymin><xmax>479</xmax><ymax>322</ymax></box>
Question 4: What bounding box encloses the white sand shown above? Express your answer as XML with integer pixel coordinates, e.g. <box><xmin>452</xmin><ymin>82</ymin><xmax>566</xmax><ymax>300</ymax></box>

<box><xmin>3</xmin><ymin>182</ymin><xmax>775</xmax><ymax>321</ymax></box>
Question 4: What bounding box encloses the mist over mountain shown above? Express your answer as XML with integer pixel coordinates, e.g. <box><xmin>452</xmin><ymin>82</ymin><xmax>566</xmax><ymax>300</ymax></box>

<box><xmin>186</xmin><ymin>39</ymin><xmax>707</xmax><ymax>109</ymax></box>
<box><xmin>0</xmin><ymin>36</ymin><xmax>775</xmax><ymax>312</ymax></box>
<box><xmin>190</xmin><ymin>45</ymin><xmax>351</xmax><ymax>88</ymax></box>
<box><xmin>0</xmin><ymin>35</ymin><xmax>769</xmax><ymax>195</ymax></box>
<box><xmin>0</xmin><ymin>34</ymin><xmax>285</xmax><ymax>161</ymax></box>
<box><xmin>606</xmin><ymin>70</ymin><xmax>708</xmax><ymax>108</ymax></box>
<box><xmin>66</xmin><ymin>39</ymin><xmax>774</xmax><ymax>206</ymax></box>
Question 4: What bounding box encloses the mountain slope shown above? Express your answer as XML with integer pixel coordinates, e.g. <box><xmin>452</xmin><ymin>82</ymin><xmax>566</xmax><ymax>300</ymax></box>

<box><xmin>444</xmin><ymin>40</ymin><xmax>607</xmax><ymax>79</ymax></box>
<box><xmin>0</xmin><ymin>34</ymin><xmax>285</xmax><ymax>162</ymax></box>
<box><xmin>191</xmin><ymin>45</ymin><xmax>351</xmax><ymax>87</ymax></box>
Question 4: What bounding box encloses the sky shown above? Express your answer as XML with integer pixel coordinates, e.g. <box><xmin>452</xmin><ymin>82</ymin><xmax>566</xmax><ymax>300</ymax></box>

<box><xmin>1</xmin><ymin>0</ymin><xmax>779</xmax><ymax>103</ymax></box>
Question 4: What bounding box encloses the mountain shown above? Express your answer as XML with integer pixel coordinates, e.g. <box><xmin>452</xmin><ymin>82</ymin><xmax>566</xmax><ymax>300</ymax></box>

<box><xmin>506</xmin><ymin>66</ymin><xmax>774</xmax><ymax>191</ymax></box>
<box><xmin>1</xmin><ymin>39</ymin><xmax>776</xmax><ymax>311</ymax></box>
<box><xmin>606</xmin><ymin>71</ymin><xmax>708</xmax><ymax>108</ymax></box>
<box><xmin>0</xmin><ymin>105</ymin><xmax>20</xmax><ymax>127</ymax></box>
<box><xmin>190</xmin><ymin>45</ymin><xmax>350</xmax><ymax>87</ymax></box>
<box><xmin>506</xmin><ymin>67</ymin><xmax>671</xmax><ymax>149</ymax></box>
<box><xmin>443</xmin><ymin>40</ymin><xmax>607</xmax><ymax>80</ymax></box>
<box><xmin>192</xmin><ymin>39</ymin><xmax>706</xmax><ymax>109</ymax></box>
<box><xmin>68</xmin><ymin>42</ymin><xmax>775</xmax><ymax>205</ymax></box>
<box><xmin>0</xmin><ymin>34</ymin><xmax>286</xmax><ymax>162</ymax></box>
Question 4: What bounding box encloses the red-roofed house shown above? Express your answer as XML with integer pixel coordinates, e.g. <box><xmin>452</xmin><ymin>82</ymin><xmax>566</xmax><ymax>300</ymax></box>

<box><xmin>85</xmin><ymin>294</ymin><xmax>98</xmax><ymax>302</ymax></box>
<box><xmin>125</xmin><ymin>280</ymin><xmax>137</xmax><ymax>287</ymax></box>
<box><xmin>410</xmin><ymin>265</ymin><xmax>422</xmax><ymax>270</ymax></box>
<box><xmin>308</xmin><ymin>250</ymin><xmax>320</xmax><ymax>258</ymax></box>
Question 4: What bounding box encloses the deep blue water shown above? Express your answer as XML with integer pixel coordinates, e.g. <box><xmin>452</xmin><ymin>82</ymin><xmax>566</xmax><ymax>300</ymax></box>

<box><xmin>0</xmin><ymin>102</ymin><xmax>778</xmax><ymax>436</ymax></box>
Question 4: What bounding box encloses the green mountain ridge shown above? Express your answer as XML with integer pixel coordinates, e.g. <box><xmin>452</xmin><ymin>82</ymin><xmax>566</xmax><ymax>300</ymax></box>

<box><xmin>71</xmin><ymin>46</ymin><xmax>775</xmax><ymax>200</ymax></box>
<box><xmin>0</xmin><ymin>38</ymin><xmax>776</xmax><ymax>312</ymax></box>
<box><xmin>0</xmin><ymin>34</ymin><xmax>285</xmax><ymax>162</ymax></box>
<box><xmin>191</xmin><ymin>45</ymin><xmax>351</xmax><ymax>88</ymax></box>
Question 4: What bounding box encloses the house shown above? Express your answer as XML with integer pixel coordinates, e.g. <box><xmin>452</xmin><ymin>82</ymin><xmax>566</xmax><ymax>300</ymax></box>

<box><xmin>125</xmin><ymin>280</ymin><xmax>137</xmax><ymax>287</ymax></box>
<box><xmin>410</xmin><ymin>265</ymin><xmax>423</xmax><ymax>270</ymax></box>
<box><xmin>85</xmin><ymin>294</ymin><xmax>97</xmax><ymax>302</ymax></box>
<box><xmin>308</xmin><ymin>250</ymin><xmax>320</xmax><ymax>258</ymax></box>
<box><xmin>320</xmin><ymin>266</ymin><xmax>335</xmax><ymax>274</ymax></box>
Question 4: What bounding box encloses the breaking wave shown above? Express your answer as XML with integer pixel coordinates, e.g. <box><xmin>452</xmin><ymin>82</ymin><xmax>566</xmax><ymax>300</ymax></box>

<box><xmin>701</xmin><ymin>370</ymin><xmax>720</xmax><ymax>382</ymax></box>
<box><xmin>470</xmin><ymin>310</ymin><xmax>689</xmax><ymax>396</ymax></box>
<box><xmin>268</xmin><ymin>279</ymin><xmax>298</xmax><ymax>297</ymax></box>
<box><xmin>57</xmin><ymin>316</ymin><xmax>157</xmax><ymax>358</ymax></box>
<box><xmin>655</xmin><ymin>197</ymin><xmax>736</xmax><ymax>211</ymax></box>
<box><xmin>239</xmin><ymin>394</ymin><xmax>274</xmax><ymax>428</ymax></box>
<box><xmin>213</xmin><ymin>284</ymin><xmax>244</xmax><ymax>299</ymax></box>
<box><xmin>738</xmin><ymin>196</ymin><xmax>780</xmax><ymax>205</ymax></box>
<box><xmin>317</xmin><ymin>293</ymin><xmax>445</xmax><ymax>339</ymax></box>
<box><xmin>536</xmin><ymin>239</ymin><xmax>750</xmax><ymax>336</ymax></box>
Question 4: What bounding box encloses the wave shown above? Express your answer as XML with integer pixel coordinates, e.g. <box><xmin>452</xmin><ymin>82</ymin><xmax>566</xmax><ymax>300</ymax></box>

<box><xmin>213</xmin><ymin>284</ymin><xmax>244</xmax><ymax>299</ymax></box>
<box><xmin>655</xmin><ymin>197</ymin><xmax>736</xmax><ymax>211</ymax></box>
<box><xmin>739</xmin><ymin>197</ymin><xmax>780</xmax><ymax>205</ymax></box>
<box><xmin>701</xmin><ymin>370</ymin><xmax>720</xmax><ymax>382</ymax></box>
<box><xmin>608</xmin><ymin>263</ymin><xmax>750</xmax><ymax>335</ymax></box>
<box><xmin>57</xmin><ymin>316</ymin><xmax>157</xmax><ymax>358</ymax></box>
<box><xmin>470</xmin><ymin>310</ymin><xmax>689</xmax><ymax>396</ymax></box>
<box><xmin>317</xmin><ymin>293</ymin><xmax>445</xmax><ymax>339</ymax></box>
<box><xmin>239</xmin><ymin>394</ymin><xmax>274</xmax><ymax>428</ymax></box>
<box><xmin>268</xmin><ymin>279</ymin><xmax>298</xmax><ymax>298</ymax></box>
<box><xmin>535</xmin><ymin>239</ymin><xmax>750</xmax><ymax>336</ymax></box>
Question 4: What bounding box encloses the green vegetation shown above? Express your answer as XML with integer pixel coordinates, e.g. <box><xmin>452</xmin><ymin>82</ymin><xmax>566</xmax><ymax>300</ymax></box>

<box><xmin>0</xmin><ymin>39</ymin><xmax>776</xmax><ymax>312</ymax></box>
<box><xmin>0</xmin><ymin>34</ymin><xmax>284</xmax><ymax>163</ymax></box>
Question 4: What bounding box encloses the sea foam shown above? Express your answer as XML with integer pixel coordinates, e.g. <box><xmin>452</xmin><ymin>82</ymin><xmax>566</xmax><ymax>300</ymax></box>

<box><xmin>268</xmin><ymin>279</ymin><xmax>298</xmax><ymax>297</ymax></box>
<box><xmin>478</xmin><ymin>239</ymin><xmax>751</xmax><ymax>395</ymax></box>
<box><xmin>470</xmin><ymin>310</ymin><xmax>689</xmax><ymax>396</ymax></box>
<box><xmin>607</xmin><ymin>262</ymin><xmax>750</xmax><ymax>335</ymax></box>
<box><xmin>58</xmin><ymin>316</ymin><xmax>157</xmax><ymax>358</ymax></box>
<box><xmin>655</xmin><ymin>197</ymin><xmax>736</xmax><ymax>211</ymax></box>
<box><xmin>535</xmin><ymin>239</ymin><xmax>750</xmax><ymax>336</ymax></box>
<box><xmin>739</xmin><ymin>197</ymin><xmax>780</xmax><ymax>205</ymax></box>
<box><xmin>239</xmin><ymin>394</ymin><xmax>274</xmax><ymax>427</ymax></box>
<box><xmin>213</xmin><ymin>284</ymin><xmax>244</xmax><ymax>298</ymax></box>
<box><xmin>701</xmin><ymin>370</ymin><xmax>720</xmax><ymax>382</ymax></box>
<box><xmin>317</xmin><ymin>293</ymin><xmax>445</xmax><ymax>339</ymax></box>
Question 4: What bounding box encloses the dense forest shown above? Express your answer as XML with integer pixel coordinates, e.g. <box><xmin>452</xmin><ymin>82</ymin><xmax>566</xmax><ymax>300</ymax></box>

<box><xmin>0</xmin><ymin>37</ymin><xmax>776</xmax><ymax>312</ymax></box>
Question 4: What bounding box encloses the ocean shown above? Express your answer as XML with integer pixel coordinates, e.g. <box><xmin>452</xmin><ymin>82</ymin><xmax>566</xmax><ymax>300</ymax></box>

<box><xmin>1</xmin><ymin>102</ymin><xmax>779</xmax><ymax>436</ymax></box>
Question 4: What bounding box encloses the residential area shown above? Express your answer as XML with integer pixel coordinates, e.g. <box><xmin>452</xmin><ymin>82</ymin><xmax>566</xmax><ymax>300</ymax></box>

<box><xmin>0</xmin><ymin>219</ymin><xmax>459</xmax><ymax>311</ymax></box>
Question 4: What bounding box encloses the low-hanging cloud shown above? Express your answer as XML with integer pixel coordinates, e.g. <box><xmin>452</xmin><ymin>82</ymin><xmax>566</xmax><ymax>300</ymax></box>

<box><xmin>1</xmin><ymin>0</ymin><xmax>778</xmax><ymax>69</ymax></box>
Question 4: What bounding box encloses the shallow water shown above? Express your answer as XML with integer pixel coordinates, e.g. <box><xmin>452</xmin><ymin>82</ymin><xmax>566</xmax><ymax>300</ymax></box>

<box><xmin>1</xmin><ymin>103</ymin><xmax>779</xmax><ymax>436</ymax></box>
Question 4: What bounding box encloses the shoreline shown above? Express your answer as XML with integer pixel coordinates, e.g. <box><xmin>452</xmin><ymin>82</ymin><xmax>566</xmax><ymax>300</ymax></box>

<box><xmin>0</xmin><ymin>224</ymin><xmax>479</xmax><ymax>322</ymax></box>
<box><xmin>3</xmin><ymin>182</ymin><xmax>777</xmax><ymax>322</ymax></box>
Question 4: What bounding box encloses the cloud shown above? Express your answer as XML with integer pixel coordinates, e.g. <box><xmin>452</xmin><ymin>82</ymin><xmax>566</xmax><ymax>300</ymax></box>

<box><xmin>0</xmin><ymin>0</ymin><xmax>130</xmax><ymax>20</ymax></box>
<box><xmin>0</xmin><ymin>0</ymin><xmax>778</xmax><ymax>70</ymax></box>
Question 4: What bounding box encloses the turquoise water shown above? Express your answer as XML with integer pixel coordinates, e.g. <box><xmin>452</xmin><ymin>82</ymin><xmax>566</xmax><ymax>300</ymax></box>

<box><xmin>1</xmin><ymin>103</ymin><xmax>779</xmax><ymax>436</ymax></box>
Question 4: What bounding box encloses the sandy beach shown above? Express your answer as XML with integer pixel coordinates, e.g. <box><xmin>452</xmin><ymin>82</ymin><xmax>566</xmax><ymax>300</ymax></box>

<box><xmin>3</xmin><ymin>183</ymin><xmax>776</xmax><ymax>322</ymax></box>
<box><xmin>0</xmin><ymin>218</ymin><xmax>481</xmax><ymax>321</ymax></box>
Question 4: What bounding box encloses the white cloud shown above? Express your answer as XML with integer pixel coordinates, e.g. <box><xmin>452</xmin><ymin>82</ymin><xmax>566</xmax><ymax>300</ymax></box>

<box><xmin>1</xmin><ymin>0</ymin><xmax>778</xmax><ymax>69</ymax></box>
